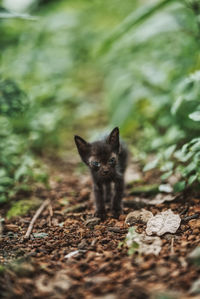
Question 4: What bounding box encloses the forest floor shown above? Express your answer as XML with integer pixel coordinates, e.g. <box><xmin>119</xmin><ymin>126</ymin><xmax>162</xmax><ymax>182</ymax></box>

<box><xmin>0</xmin><ymin>158</ymin><xmax>199</xmax><ymax>299</ymax></box>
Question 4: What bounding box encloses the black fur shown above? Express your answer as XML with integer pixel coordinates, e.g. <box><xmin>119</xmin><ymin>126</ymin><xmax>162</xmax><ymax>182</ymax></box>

<box><xmin>74</xmin><ymin>127</ymin><xmax>128</xmax><ymax>219</ymax></box>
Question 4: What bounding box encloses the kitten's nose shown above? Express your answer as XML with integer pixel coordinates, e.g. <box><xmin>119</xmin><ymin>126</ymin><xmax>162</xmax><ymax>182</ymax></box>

<box><xmin>102</xmin><ymin>167</ymin><xmax>109</xmax><ymax>175</ymax></box>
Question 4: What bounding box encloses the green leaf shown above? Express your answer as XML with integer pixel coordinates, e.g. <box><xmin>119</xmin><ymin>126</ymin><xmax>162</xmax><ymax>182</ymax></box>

<box><xmin>0</xmin><ymin>9</ymin><xmax>37</xmax><ymax>20</ymax></box>
<box><xmin>128</xmin><ymin>242</ymin><xmax>139</xmax><ymax>255</ymax></box>
<box><xmin>160</xmin><ymin>161</ymin><xmax>174</xmax><ymax>172</ymax></box>
<box><xmin>173</xmin><ymin>181</ymin><xmax>186</xmax><ymax>192</ymax></box>
<box><xmin>163</xmin><ymin>144</ymin><xmax>176</xmax><ymax>159</ymax></box>
<box><xmin>161</xmin><ymin>170</ymin><xmax>173</xmax><ymax>180</ymax></box>
<box><xmin>174</xmin><ymin>150</ymin><xmax>192</xmax><ymax>162</ymax></box>
<box><xmin>98</xmin><ymin>0</ymin><xmax>175</xmax><ymax>54</ymax></box>
<box><xmin>0</xmin><ymin>195</ymin><xmax>8</xmax><ymax>204</ymax></box>
<box><xmin>184</xmin><ymin>162</ymin><xmax>197</xmax><ymax>176</ymax></box>
<box><xmin>188</xmin><ymin>174</ymin><xmax>197</xmax><ymax>185</ymax></box>
<box><xmin>129</xmin><ymin>184</ymin><xmax>159</xmax><ymax>195</ymax></box>
<box><xmin>143</xmin><ymin>158</ymin><xmax>159</xmax><ymax>171</ymax></box>
<box><xmin>189</xmin><ymin>111</ymin><xmax>200</xmax><ymax>121</ymax></box>
<box><xmin>0</xmin><ymin>177</ymin><xmax>13</xmax><ymax>186</ymax></box>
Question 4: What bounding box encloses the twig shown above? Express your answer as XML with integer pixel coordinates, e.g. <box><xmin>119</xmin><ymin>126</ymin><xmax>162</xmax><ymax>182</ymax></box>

<box><xmin>48</xmin><ymin>203</ymin><xmax>53</xmax><ymax>226</ymax></box>
<box><xmin>24</xmin><ymin>199</ymin><xmax>50</xmax><ymax>239</ymax></box>
<box><xmin>48</xmin><ymin>203</ymin><xmax>53</xmax><ymax>217</ymax></box>
<box><xmin>182</xmin><ymin>213</ymin><xmax>199</xmax><ymax>222</ymax></box>
<box><xmin>180</xmin><ymin>207</ymin><xmax>188</xmax><ymax>216</ymax></box>
<box><xmin>170</xmin><ymin>237</ymin><xmax>174</xmax><ymax>255</ymax></box>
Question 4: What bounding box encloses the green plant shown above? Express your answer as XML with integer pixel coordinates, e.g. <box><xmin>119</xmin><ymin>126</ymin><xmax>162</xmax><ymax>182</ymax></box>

<box><xmin>99</xmin><ymin>0</ymin><xmax>200</xmax><ymax>189</ymax></box>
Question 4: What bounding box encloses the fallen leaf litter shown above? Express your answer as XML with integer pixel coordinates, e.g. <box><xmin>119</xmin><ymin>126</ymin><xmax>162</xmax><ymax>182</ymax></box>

<box><xmin>0</xmin><ymin>163</ymin><xmax>199</xmax><ymax>299</ymax></box>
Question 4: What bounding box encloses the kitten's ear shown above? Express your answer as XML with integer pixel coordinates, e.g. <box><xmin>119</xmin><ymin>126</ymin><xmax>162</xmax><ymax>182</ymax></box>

<box><xmin>74</xmin><ymin>135</ymin><xmax>91</xmax><ymax>163</ymax></box>
<box><xmin>107</xmin><ymin>127</ymin><xmax>120</xmax><ymax>151</ymax></box>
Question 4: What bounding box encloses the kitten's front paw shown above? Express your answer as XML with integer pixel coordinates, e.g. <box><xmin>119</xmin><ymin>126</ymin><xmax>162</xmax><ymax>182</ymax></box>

<box><xmin>112</xmin><ymin>209</ymin><xmax>122</xmax><ymax>219</ymax></box>
<box><xmin>94</xmin><ymin>210</ymin><xmax>106</xmax><ymax>221</ymax></box>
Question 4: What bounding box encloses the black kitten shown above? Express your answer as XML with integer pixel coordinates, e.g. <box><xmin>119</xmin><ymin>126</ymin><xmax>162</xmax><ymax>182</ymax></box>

<box><xmin>74</xmin><ymin>127</ymin><xmax>128</xmax><ymax>219</ymax></box>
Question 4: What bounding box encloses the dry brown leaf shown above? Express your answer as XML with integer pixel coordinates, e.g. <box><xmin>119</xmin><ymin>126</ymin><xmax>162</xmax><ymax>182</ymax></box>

<box><xmin>125</xmin><ymin>209</ymin><xmax>153</xmax><ymax>225</ymax></box>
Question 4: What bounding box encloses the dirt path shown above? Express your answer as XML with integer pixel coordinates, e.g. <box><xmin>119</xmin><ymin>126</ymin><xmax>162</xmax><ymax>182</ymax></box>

<box><xmin>0</xmin><ymin>161</ymin><xmax>199</xmax><ymax>299</ymax></box>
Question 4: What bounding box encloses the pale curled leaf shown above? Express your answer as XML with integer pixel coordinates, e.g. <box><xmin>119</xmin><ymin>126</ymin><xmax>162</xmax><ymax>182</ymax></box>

<box><xmin>146</xmin><ymin>209</ymin><xmax>181</xmax><ymax>236</ymax></box>
<box><xmin>150</xmin><ymin>193</ymin><xmax>175</xmax><ymax>205</ymax></box>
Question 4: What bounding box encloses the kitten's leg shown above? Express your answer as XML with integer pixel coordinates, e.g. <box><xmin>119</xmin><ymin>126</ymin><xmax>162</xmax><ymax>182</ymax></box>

<box><xmin>93</xmin><ymin>183</ymin><xmax>106</xmax><ymax>220</ymax></box>
<box><xmin>112</xmin><ymin>176</ymin><xmax>124</xmax><ymax>218</ymax></box>
<box><xmin>105</xmin><ymin>183</ymin><xmax>111</xmax><ymax>203</ymax></box>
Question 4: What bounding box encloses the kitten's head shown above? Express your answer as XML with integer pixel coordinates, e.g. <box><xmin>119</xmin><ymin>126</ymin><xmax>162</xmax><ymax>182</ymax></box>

<box><xmin>74</xmin><ymin>127</ymin><xmax>120</xmax><ymax>179</ymax></box>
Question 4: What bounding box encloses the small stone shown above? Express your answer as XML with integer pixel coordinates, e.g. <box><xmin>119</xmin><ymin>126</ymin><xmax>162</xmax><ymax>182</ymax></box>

<box><xmin>85</xmin><ymin>217</ymin><xmax>101</xmax><ymax>229</ymax></box>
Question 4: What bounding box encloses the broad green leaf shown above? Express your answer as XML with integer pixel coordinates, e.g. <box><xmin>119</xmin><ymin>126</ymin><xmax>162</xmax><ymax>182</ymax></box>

<box><xmin>98</xmin><ymin>0</ymin><xmax>175</xmax><ymax>54</ymax></box>
<box><xmin>189</xmin><ymin>111</ymin><xmax>200</xmax><ymax>121</ymax></box>
<box><xmin>188</xmin><ymin>174</ymin><xmax>197</xmax><ymax>185</ymax></box>
<box><xmin>173</xmin><ymin>181</ymin><xmax>186</xmax><ymax>192</ymax></box>
<box><xmin>160</xmin><ymin>161</ymin><xmax>174</xmax><ymax>172</ymax></box>
<box><xmin>164</xmin><ymin>145</ymin><xmax>176</xmax><ymax>159</ymax></box>
<box><xmin>0</xmin><ymin>9</ymin><xmax>37</xmax><ymax>20</ymax></box>
<box><xmin>161</xmin><ymin>170</ymin><xmax>173</xmax><ymax>180</ymax></box>
<box><xmin>143</xmin><ymin>158</ymin><xmax>159</xmax><ymax>171</ymax></box>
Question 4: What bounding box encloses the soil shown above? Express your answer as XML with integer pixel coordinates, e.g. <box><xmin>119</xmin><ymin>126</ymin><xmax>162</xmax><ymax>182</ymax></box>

<box><xmin>0</xmin><ymin>160</ymin><xmax>199</xmax><ymax>299</ymax></box>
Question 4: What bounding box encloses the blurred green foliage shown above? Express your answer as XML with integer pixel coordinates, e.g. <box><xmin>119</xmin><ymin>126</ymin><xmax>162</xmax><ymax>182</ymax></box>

<box><xmin>100</xmin><ymin>0</ymin><xmax>200</xmax><ymax>188</ymax></box>
<box><xmin>0</xmin><ymin>0</ymin><xmax>200</xmax><ymax>204</ymax></box>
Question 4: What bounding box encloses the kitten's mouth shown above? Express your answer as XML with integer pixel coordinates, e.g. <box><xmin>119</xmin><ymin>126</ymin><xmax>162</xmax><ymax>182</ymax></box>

<box><xmin>101</xmin><ymin>173</ymin><xmax>113</xmax><ymax>180</ymax></box>
<box><xmin>102</xmin><ymin>173</ymin><xmax>110</xmax><ymax>177</ymax></box>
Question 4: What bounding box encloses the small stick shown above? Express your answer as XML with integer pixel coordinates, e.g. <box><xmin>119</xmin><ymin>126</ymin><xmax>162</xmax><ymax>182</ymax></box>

<box><xmin>180</xmin><ymin>207</ymin><xmax>188</xmax><ymax>215</ymax></box>
<box><xmin>170</xmin><ymin>237</ymin><xmax>174</xmax><ymax>255</ymax></box>
<box><xmin>48</xmin><ymin>203</ymin><xmax>53</xmax><ymax>226</ymax></box>
<box><xmin>48</xmin><ymin>203</ymin><xmax>53</xmax><ymax>217</ymax></box>
<box><xmin>182</xmin><ymin>213</ymin><xmax>199</xmax><ymax>222</ymax></box>
<box><xmin>24</xmin><ymin>199</ymin><xmax>50</xmax><ymax>239</ymax></box>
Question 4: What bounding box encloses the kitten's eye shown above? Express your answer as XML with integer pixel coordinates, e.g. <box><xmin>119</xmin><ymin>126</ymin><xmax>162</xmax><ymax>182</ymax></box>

<box><xmin>108</xmin><ymin>157</ymin><xmax>116</xmax><ymax>164</ymax></box>
<box><xmin>91</xmin><ymin>161</ymin><xmax>100</xmax><ymax>167</ymax></box>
